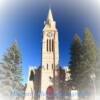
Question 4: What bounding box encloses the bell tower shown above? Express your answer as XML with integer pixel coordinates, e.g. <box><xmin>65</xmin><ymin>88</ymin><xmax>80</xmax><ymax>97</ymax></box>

<box><xmin>40</xmin><ymin>9</ymin><xmax>59</xmax><ymax>100</ymax></box>
<box><xmin>42</xmin><ymin>8</ymin><xmax>59</xmax><ymax>70</ymax></box>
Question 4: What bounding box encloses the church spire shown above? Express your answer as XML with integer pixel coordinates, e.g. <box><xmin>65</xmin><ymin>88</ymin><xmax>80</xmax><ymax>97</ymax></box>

<box><xmin>47</xmin><ymin>8</ymin><xmax>54</xmax><ymax>22</ymax></box>
<box><xmin>43</xmin><ymin>8</ymin><xmax>56</xmax><ymax>31</ymax></box>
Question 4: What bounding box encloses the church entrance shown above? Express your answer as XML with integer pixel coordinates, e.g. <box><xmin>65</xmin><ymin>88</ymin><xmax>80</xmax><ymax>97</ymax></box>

<box><xmin>46</xmin><ymin>86</ymin><xmax>54</xmax><ymax>100</ymax></box>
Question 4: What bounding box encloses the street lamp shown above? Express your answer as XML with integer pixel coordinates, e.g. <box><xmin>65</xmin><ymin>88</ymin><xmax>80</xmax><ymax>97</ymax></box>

<box><xmin>90</xmin><ymin>73</ymin><xmax>96</xmax><ymax>100</ymax></box>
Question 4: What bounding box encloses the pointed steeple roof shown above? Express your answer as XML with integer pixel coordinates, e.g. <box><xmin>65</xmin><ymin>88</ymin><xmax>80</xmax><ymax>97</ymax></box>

<box><xmin>47</xmin><ymin>8</ymin><xmax>53</xmax><ymax>22</ymax></box>
<box><xmin>43</xmin><ymin>8</ymin><xmax>56</xmax><ymax>31</ymax></box>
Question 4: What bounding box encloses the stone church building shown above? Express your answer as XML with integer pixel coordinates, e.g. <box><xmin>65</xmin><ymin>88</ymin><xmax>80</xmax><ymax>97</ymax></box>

<box><xmin>24</xmin><ymin>9</ymin><xmax>70</xmax><ymax>100</ymax></box>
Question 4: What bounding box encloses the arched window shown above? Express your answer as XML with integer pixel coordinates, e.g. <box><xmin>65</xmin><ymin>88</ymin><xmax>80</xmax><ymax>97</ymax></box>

<box><xmin>29</xmin><ymin>70</ymin><xmax>34</xmax><ymax>81</ymax></box>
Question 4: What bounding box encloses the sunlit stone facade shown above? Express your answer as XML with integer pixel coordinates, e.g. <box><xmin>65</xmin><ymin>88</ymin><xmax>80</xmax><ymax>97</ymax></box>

<box><xmin>24</xmin><ymin>9</ymin><xmax>70</xmax><ymax>100</ymax></box>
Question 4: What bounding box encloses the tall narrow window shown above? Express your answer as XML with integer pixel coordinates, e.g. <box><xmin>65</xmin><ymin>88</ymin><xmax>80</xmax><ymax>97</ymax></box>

<box><xmin>47</xmin><ymin>39</ymin><xmax>48</xmax><ymax>51</ymax></box>
<box><xmin>52</xmin><ymin>39</ymin><xmax>54</xmax><ymax>51</ymax></box>
<box><xmin>51</xmin><ymin>39</ymin><xmax>52</xmax><ymax>52</ymax></box>
<box><xmin>49</xmin><ymin>39</ymin><xmax>51</xmax><ymax>52</ymax></box>
<box><xmin>52</xmin><ymin>64</ymin><xmax>53</xmax><ymax>70</ymax></box>
<box><xmin>47</xmin><ymin>64</ymin><xmax>48</xmax><ymax>70</ymax></box>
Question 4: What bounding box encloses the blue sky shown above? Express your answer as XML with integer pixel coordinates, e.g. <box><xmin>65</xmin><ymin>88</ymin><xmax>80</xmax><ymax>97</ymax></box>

<box><xmin>0</xmin><ymin>0</ymin><xmax>100</xmax><ymax>83</ymax></box>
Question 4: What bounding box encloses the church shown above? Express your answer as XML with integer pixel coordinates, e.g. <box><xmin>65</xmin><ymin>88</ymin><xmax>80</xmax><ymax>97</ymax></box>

<box><xmin>24</xmin><ymin>9</ymin><xmax>70</xmax><ymax>100</ymax></box>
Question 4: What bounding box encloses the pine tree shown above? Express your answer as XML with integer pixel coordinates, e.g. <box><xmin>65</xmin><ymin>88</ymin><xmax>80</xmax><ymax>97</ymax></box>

<box><xmin>0</xmin><ymin>42</ymin><xmax>23</xmax><ymax>100</ymax></box>
<box><xmin>79</xmin><ymin>28</ymin><xmax>98</xmax><ymax>91</ymax></box>
<box><xmin>69</xmin><ymin>34</ymin><xmax>82</xmax><ymax>87</ymax></box>
<box><xmin>95</xmin><ymin>48</ymin><xmax>100</xmax><ymax>94</ymax></box>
